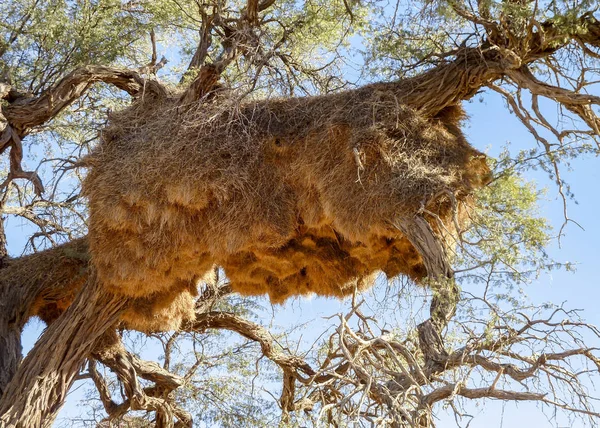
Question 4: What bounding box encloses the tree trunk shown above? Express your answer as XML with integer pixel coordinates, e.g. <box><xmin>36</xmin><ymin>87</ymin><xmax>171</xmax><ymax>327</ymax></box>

<box><xmin>0</xmin><ymin>322</ymin><xmax>21</xmax><ymax>399</ymax></box>
<box><xmin>0</xmin><ymin>275</ymin><xmax>125</xmax><ymax>428</ymax></box>
<box><xmin>0</xmin><ymin>267</ymin><xmax>39</xmax><ymax>397</ymax></box>
<box><xmin>394</xmin><ymin>215</ymin><xmax>456</xmax><ymax>368</ymax></box>
<box><xmin>0</xmin><ymin>239</ymin><xmax>89</xmax><ymax>397</ymax></box>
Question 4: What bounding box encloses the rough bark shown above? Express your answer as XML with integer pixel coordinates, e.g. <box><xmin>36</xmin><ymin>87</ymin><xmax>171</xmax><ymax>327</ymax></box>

<box><xmin>0</xmin><ymin>275</ymin><xmax>126</xmax><ymax>428</ymax></box>
<box><xmin>0</xmin><ymin>239</ymin><xmax>88</xmax><ymax>396</ymax></box>
<box><xmin>0</xmin><ymin>216</ymin><xmax>15</xmax><ymax>397</ymax></box>
<box><xmin>394</xmin><ymin>216</ymin><xmax>456</xmax><ymax>369</ymax></box>
<box><xmin>0</xmin><ymin>320</ymin><xmax>20</xmax><ymax>401</ymax></box>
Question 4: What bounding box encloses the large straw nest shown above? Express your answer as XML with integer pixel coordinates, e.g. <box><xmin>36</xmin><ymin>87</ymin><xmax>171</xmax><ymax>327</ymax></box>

<box><xmin>81</xmin><ymin>79</ymin><xmax>490</xmax><ymax>327</ymax></box>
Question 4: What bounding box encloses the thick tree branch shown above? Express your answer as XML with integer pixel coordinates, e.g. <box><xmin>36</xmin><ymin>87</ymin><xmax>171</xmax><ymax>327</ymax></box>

<box><xmin>2</xmin><ymin>65</ymin><xmax>165</xmax><ymax>133</ymax></box>
<box><xmin>93</xmin><ymin>330</ymin><xmax>184</xmax><ymax>393</ymax></box>
<box><xmin>0</xmin><ymin>238</ymin><xmax>88</xmax><ymax>396</ymax></box>
<box><xmin>179</xmin><ymin>0</ymin><xmax>277</xmax><ymax>103</ymax></box>
<box><xmin>88</xmin><ymin>360</ymin><xmax>118</xmax><ymax>415</ymax></box>
<box><xmin>393</xmin><ymin>13</ymin><xmax>600</xmax><ymax>118</ymax></box>
<box><xmin>506</xmin><ymin>66</ymin><xmax>600</xmax><ymax>137</ymax></box>
<box><xmin>422</xmin><ymin>383</ymin><xmax>546</xmax><ymax>406</ymax></box>
<box><xmin>190</xmin><ymin>311</ymin><xmax>315</xmax><ymax>377</ymax></box>
<box><xmin>0</xmin><ymin>275</ymin><xmax>126</xmax><ymax>427</ymax></box>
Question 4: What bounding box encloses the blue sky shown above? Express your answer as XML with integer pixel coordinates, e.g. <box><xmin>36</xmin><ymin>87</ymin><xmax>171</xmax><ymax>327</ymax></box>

<box><xmin>439</xmin><ymin>89</ymin><xmax>600</xmax><ymax>427</ymax></box>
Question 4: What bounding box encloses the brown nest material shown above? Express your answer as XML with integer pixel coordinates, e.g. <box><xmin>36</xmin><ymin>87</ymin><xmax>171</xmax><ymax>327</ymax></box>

<box><xmin>0</xmin><ymin>238</ymin><xmax>206</xmax><ymax>331</ymax></box>
<box><xmin>82</xmin><ymin>80</ymin><xmax>490</xmax><ymax>317</ymax></box>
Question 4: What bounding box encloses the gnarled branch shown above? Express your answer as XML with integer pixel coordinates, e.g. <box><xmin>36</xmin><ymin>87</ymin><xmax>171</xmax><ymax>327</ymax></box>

<box><xmin>3</xmin><ymin>65</ymin><xmax>165</xmax><ymax>132</ymax></box>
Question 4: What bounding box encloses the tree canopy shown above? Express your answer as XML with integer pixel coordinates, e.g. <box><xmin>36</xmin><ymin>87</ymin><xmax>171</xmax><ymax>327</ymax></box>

<box><xmin>0</xmin><ymin>0</ymin><xmax>599</xmax><ymax>427</ymax></box>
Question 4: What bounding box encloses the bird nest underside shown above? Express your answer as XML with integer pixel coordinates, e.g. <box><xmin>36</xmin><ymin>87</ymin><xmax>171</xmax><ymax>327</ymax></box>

<box><xmin>77</xmin><ymin>88</ymin><xmax>490</xmax><ymax>331</ymax></box>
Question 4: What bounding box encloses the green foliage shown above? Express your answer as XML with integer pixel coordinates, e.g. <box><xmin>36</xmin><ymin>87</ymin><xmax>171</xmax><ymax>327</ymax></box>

<box><xmin>457</xmin><ymin>154</ymin><xmax>554</xmax><ymax>288</ymax></box>
<box><xmin>1</xmin><ymin>0</ymin><xmax>153</xmax><ymax>91</ymax></box>
<box><xmin>471</xmin><ymin>166</ymin><xmax>549</xmax><ymax>268</ymax></box>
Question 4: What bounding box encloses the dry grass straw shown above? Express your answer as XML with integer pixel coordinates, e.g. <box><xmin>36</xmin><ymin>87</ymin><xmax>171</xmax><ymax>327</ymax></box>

<box><xmin>4</xmin><ymin>238</ymin><xmax>89</xmax><ymax>324</ymax></box>
<box><xmin>0</xmin><ymin>238</ymin><xmax>203</xmax><ymax>331</ymax></box>
<box><xmin>2</xmin><ymin>82</ymin><xmax>490</xmax><ymax>333</ymax></box>
<box><xmin>82</xmin><ymin>79</ymin><xmax>490</xmax><ymax>326</ymax></box>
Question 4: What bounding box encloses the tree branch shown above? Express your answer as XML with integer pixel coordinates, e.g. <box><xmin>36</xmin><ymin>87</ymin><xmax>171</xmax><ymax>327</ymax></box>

<box><xmin>422</xmin><ymin>383</ymin><xmax>546</xmax><ymax>406</ymax></box>
<box><xmin>91</xmin><ymin>329</ymin><xmax>189</xmax><ymax>427</ymax></box>
<box><xmin>3</xmin><ymin>65</ymin><xmax>165</xmax><ymax>133</ymax></box>
<box><xmin>189</xmin><ymin>311</ymin><xmax>315</xmax><ymax>379</ymax></box>
<box><xmin>188</xmin><ymin>311</ymin><xmax>315</xmax><ymax>414</ymax></box>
